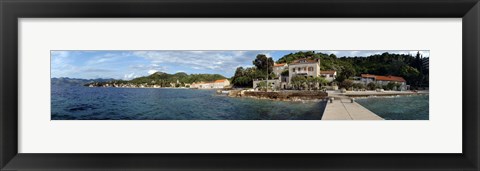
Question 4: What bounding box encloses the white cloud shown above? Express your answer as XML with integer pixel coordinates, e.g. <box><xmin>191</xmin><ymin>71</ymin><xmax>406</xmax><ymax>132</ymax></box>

<box><xmin>123</xmin><ymin>73</ymin><xmax>139</xmax><ymax>80</ymax></box>
<box><xmin>51</xmin><ymin>51</ymin><xmax>79</xmax><ymax>78</ymax></box>
<box><xmin>86</xmin><ymin>52</ymin><xmax>131</xmax><ymax>65</ymax></box>
<box><xmin>147</xmin><ymin>70</ymin><xmax>158</xmax><ymax>75</ymax></box>
<box><xmin>51</xmin><ymin>51</ymin><xmax>70</xmax><ymax>58</ymax></box>
<box><xmin>131</xmin><ymin>50</ymin><xmax>270</xmax><ymax>76</ymax></box>
<box><xmin>129</xmin><ymin>63</ymin><xmax>168</xmax><ymax>75</ymax></box>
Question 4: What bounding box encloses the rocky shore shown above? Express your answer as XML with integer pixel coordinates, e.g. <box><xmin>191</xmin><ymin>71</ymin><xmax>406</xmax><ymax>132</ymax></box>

<box><xmin>227</xmin><ymin>90</ymin><xmax>328</xmax><ymax>101</ymax></box>
<box><xmin>225</xmin><ymin>89</ymin><xmax>427</xmax><ymax>102</ymax></box>
<box><xmin>328</xmin><ymin>90</ymin><xmax>429</xmax><ymax>98</ymax></box>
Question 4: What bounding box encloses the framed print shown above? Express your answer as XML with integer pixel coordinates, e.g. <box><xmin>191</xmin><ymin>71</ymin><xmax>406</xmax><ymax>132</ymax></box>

<box><xmin>1</xmin><ymin>0</ymin><xmax>479</xmax><ymax>170</ymax></box>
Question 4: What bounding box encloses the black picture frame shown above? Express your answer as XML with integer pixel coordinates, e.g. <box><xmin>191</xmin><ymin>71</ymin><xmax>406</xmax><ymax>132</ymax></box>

<box><xmin>1</xmin><ymin>0</ymin><xmax>479</xmax><ymax>170</ymax></box>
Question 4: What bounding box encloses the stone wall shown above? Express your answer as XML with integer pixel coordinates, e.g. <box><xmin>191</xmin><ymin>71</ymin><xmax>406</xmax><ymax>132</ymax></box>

<box><xmin>239</xmin><ymin>91</ymin><xmax>328</xmax><ymax>101</ymax></box>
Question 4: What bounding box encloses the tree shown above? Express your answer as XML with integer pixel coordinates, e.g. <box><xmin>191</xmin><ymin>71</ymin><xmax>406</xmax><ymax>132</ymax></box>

<box><xmin>400</xmin><ymin>65</ymin><xmax>420</xmax><ymax>86</ymax></box>
<box><xmin>269</xmin><ymin>72</ymin><xmax>277</xmax><ymax>79</ymax></box>
<box><xmin>232</xmin><ymin>74</ymin><xmax>253</xmax><ymax>87</ymax></box>
<box><xmin>252</xmin><ymin>54</ymin><xmax>274</xmax><ymax>72</ymax></box>
<box><xmin>414</xmin><ymin>51</ymin><xmax>422</xmax><ymax>69</ymax></box>
<box><xmin>306</xmin><ymin>77</ymin><xmax>316</xmax><ymax>90</ymax></box>
<box><xmin>233</xmin><ymin>67</ymin><xmax>244</xmax><ymax>78</ymax></box>
<box><xmin>367</xmin><ymin>82</ymin><xmax>377</xmax><ymax>90</ymax></box>
<box><xmin>339</xmin><ymin>80</ymin><xmax>354</xmax><ymax>90</ymax></box>
<box><xmin>313</xmin><ymin>77</ymin><xmax>328</xmax><ymax>90</ymax></box>
<box><xmin>329</xmin><ymin>54</ymin><xmax>337</xmax><ymax>59</ymax></box>
<box><xmin>232</xmin><ymin>67</ymin><xmax>248</xmax><ymax>87</ymax></box>
<box><xmin>341</xmin><ymin>67</ymin><xmax>356</xmax><ymax>79</ymax></box>
<box><xmin>291</xmin><ymin>76</ymin><xmax>307</xmax><ymax>90</ymax></box>
<box><xmin>395</xmin><ymin>83</ymin><xmax>402</xmax><ymax>90</ymax></box>
<box><xmin>231</xmin><ymin>66</ymin><xmax>270</xmax><ymax>87</ymax></box>
<box><xmin>281</xmin><ymin>70</ymin><xmax>289</xmax><ymax>76</ymax></box>
<box><xmin>353</xmin><ymin>83</ymin><xmax>365</xmax><ymax>90</ymax></box>
<box><xmin>256</xmin><ymin>81</ymin><xmax>272</xmax><ymax>91</ymax></box>
<box><xmin>386</xmin><ymin>82</ymin><xmax>396</xmax><ymax>90</ymax></box>
<box><xmin>336</xmin><ymin>66</ymin><xmax>356</xmax><ymax>82</ymax></box>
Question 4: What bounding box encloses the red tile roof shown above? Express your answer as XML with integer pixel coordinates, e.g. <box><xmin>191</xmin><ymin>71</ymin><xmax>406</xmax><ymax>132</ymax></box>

<box><xmin>375</xmin><ymin>76</ymin><xmax>406</xmax><ymax>82</ymax></box>
<box><xmin>290</xmin><ymin>58</ymin><xmax>318</xmax><ymax>65</ymax></box>
<box><xmin>361</xmin><ymin>74</ymin><xmax>376</xmax><ymax>78</ymax></box>
<box><xmin>274</xmin><ymin>63</ymin><xmax>286</xmax><ymax>67</ymax></box>
<box><xmin>320</xmin><ymin>70</ymin><xmax>336</xmax><ymax>74</ymax></box>
<box><xmin>214</xmin><ymin>79</ymin><xmax>228</xmax><ymax>83</ymax></box>
<box><xmin>361</xmin><ymin>74</ymin><xmax>406</xmax><ymax>82</ymax></box>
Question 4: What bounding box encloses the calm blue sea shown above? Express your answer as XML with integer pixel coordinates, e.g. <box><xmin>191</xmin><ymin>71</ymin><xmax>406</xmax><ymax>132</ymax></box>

<box><xmin>356</xmin><ymin>95</ymin><xmax>429</xmax><ymax>120</ymax></box>
<box><xmin>51</xmin><ymin>85</ymin><xmax>327</xmax><ymax>120</ymax></box>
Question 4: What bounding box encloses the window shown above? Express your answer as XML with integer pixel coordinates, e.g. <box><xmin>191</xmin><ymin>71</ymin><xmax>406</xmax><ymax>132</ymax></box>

<box><xmin>293</xmin><ymin>68</ymin><xmax>295</xmax><ymax>72</ymax></box>
<box><xmin>308</xmin><ymin>67</ymin><xmax>313</xmax><ymax>71</ymax></box>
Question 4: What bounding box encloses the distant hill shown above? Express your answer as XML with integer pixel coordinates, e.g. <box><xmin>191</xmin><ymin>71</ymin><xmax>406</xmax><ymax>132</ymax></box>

<box><xmin>84</xmin><ymin>72</ymin><xmax>227</xmax><ymax>87</ymax></box>
<box><xmin>128</xmin><ymin>72</ymin><xmax>226</xmax><ymax>85</ymax></box>
<box><xmin>51</xmin><ymin>77</ymin><xmax>115</xmax><ymax>86</ymax></box>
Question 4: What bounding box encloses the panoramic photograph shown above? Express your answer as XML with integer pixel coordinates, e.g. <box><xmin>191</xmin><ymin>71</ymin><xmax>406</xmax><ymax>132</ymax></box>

<box><xmin>51</xmin><ymin>50</ymin><xmax>429</xmax><ymax>120</ymax></box>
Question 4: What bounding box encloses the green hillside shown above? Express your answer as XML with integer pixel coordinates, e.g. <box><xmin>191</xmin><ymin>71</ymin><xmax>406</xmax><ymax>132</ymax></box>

<box><xmin>276</xmin><ymin>51</ymin><xmax>429</xmax><ymax>88</ymax></box>
<box><xmin>231</xmin><ymin>51</ymin><xmax>429</xmax><ymax>88</ymax></box>
<box><xmin>85</xmin><ymin>72</ymin><xmax>226</xmax><ymax>87</ymax></box>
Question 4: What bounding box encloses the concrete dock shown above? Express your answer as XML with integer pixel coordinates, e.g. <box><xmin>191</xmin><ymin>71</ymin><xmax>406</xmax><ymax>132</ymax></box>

<box><xmin>322</xmin><ymin>98</ymin><xmax>384</xmax><ymax>120</ymax></box>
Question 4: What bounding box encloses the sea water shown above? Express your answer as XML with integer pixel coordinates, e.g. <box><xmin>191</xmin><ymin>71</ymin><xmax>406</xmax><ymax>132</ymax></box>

<box><xmin>51</xmin><ymin>84</ymin><xmax>327</xmax><ymax>120</ymax></box>
<box><xmin>356</xmin><ymin>95</ymin><xmax>429</xmax><ymax>120</ymax></box>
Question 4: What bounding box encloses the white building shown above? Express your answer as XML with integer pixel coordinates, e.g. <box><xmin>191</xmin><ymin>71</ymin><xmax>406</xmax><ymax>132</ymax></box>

<box><xmin>288</xmin><ymin>58</ymin><xmax>321</xmax><ymax>83</ymax></box>
<box><xmin>358</xmin><ymin>74</ymin><xmax>408</xmax><ymax>90</ymax></box>
<box><xmin>359</xmin><ymin>74</ymin><xmax>405</xmax><ymax>85</ymax></box>
<box><xmin>191</xmin><ymin>79</ymin><xmax>230</xmax><ymax>89</ymax></box>
<box><xmin>253</xmin><ymin>57</ymin><xmax>337</xmax><ymax>90</ymax></box>
<box><xmin>320</xmin><ymin>70</ymin><xmax>337</xmax><ymax>82</ymax></box>
<box><xmin>272</xmin><ymin>63</ymin><xmax>288</xmax><ymax>78</ymax></box>
<box><xmin>213</xmin><ymin>79</ymin><xmax>230</xmax><ymax>89</ymax></box>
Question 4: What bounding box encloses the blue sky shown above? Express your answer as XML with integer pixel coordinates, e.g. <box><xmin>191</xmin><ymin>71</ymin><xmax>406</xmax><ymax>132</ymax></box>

<box><xmin>51</xmin><ymin>50</ymin><xmax>429</xmax><ymax>80</ymax></box>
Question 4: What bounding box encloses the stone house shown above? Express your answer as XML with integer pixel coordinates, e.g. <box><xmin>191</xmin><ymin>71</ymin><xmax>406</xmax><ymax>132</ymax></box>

<box><xmin>288</xmin><ymin>58</ymin><xmax>321</xmax><ymax>83</ymax></box>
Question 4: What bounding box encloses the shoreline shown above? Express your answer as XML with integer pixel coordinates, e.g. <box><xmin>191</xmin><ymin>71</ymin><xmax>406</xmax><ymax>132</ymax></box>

<box><xmin>86</xmin><ymin>86</ymin><xmax>206</xmax><ymax>90</ymax></box>
<box><xmin>231</xmin><ymin>95</ymin><xmax>329</xmax><ymax>103</ymax></box>
<box><xmin>226</xmin><ymin>90</ymin><xmax>329</xmax><ymax>102</ymax></box>
<box><xmin>225</xmin><ymin>89</ymin><xmax>429</xmax><ymax>102</ymax></box>
<box><xmin>86</xmin><ymin>86</ymin><xmax>429</xmax><ymax>102</ymax></box>
<box><xmin>328</xmin><ymin>90</ymin><xmax>429</xmax><ymax>99</ymax></box>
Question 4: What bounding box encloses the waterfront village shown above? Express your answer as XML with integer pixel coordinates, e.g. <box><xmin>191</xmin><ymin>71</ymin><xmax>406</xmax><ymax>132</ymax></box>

<box><xmin>88</xmin><ymin>57</ymin><xmax>411</xmax><ymax>93</ymax></box>
<box><xmin>84</xmin><ymin>52</ymin><xmax>429</xmax><ymax>120</ymax></box>
<box><xmin>200</xmin><ymin>56</ymin><xmax>426</xmax><ymax>120</ymax></box>
<box><xmin>196</xmin><ymin>57</ymin><xmax>410</xmax><ymax>92</ymax></box>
